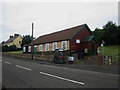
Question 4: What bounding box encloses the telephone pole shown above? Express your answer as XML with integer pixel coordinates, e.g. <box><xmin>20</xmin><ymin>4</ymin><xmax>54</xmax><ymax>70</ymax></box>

<box><xmin>31</xmin><ymin>23</ymin><xmax>34</xmax><ymax>60</ymax></box>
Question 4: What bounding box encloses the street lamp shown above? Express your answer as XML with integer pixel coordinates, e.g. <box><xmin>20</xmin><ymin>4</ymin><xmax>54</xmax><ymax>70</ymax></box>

<box><xmin>101</xmin><ymin>40</ymin><xmax>105</xmax><ymax>64</ymax></box>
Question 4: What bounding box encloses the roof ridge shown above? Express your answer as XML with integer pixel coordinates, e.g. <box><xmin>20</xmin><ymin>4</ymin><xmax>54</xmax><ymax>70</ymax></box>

<box><xmin>38</xmin><ymin>24</ymin><xmax>86</xmax><ymax>38</ymax></box>
<box><xmin>31</xmin><ymin>24</ymin><xmax>86</xmax><ymax>45</ymax></box>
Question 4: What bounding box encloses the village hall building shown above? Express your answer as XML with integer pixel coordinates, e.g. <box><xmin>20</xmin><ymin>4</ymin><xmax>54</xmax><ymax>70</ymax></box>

<box><xmin>26</xmin><ymin>24</ymin><xmax>98</xmax><ymax>56</ymax></box>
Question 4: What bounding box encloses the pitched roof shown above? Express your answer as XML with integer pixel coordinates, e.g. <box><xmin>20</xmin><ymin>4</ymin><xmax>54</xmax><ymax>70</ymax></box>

<box><xmin>5</xmin><ymin>35</ymin><xmax>20</xmax><ymax>43</ymax></box>
<box><xmin>31</xmin><ymin>24</ymin><xmax>86</xmax><ymax>45</ymax></box>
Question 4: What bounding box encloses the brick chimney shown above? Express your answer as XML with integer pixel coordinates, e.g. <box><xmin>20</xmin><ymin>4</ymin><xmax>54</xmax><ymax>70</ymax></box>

<box><xmin>14</xmin><ymin>34</ymin><xmax>19</xmax><ymax>36</ymax></box>
<box><xmin>10</xmin><ymin>36</ymin><xmax>13</xmax><ymax>38</ymax></box>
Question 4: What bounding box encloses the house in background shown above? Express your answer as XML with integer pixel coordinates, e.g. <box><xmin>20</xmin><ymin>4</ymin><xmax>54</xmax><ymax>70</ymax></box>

<box><xmin>27</xmin><ymin>24</ymin><xmax>98</xmax><ymax>56</ymax></box>
<box><xmin>4</xmin><ymin>34</ymin><xmax>22</xmax><ymax>48</ymax></box>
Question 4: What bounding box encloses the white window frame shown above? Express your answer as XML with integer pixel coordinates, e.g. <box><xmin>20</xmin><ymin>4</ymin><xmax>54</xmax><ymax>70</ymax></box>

<box><xmin>23</xmin><ymin>47</ymin><xmax>26</xmax><ymax>52</ymax></box>
<box><xmin>53</xmin><ymin>42</ymin><xmax>57</xmax><ymax>51</ymax></box>
<box><xmin>28</xmin><ymin>46</ymin><xmax>31</xmax><ymax>52</ymax></box>
<box><xmin>46</xmin><ymin>43</ymin><xmax>49</xmax><ymax>51</ymax></box>
<box><xmin>62</xmin><ymin>41</ymin><xmax>67</xmax><ymax>50</ymax></box>
<box><xmin>39</xmin><ymin>44</ymin><xmax>42</xmax><ymax>51</ymax></box>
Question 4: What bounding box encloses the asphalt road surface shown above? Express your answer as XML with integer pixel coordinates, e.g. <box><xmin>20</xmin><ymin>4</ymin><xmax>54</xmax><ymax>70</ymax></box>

<box><xmin>2</xmin><ymin>56</ymin><xmax>118</xmax><ymax>88</ymax></box>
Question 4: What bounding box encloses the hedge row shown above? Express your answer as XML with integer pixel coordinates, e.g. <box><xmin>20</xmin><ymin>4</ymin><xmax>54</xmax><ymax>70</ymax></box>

<box><xmin>2</xmin><ymin>45</ymin><xmax>22</xmax><ymax>52</ymax></box>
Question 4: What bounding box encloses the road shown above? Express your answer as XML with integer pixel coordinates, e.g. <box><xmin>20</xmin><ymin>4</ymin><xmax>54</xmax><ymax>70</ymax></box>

<box><xmin>2</xmin><ymin>56</ymin><xmax>118</xmax><ymax>88</ymax></box>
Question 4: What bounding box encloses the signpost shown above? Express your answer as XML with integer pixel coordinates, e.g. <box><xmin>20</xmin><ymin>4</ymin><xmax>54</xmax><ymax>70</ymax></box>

<box><xmin>101</xmin><ymin>40</ymin><xmax>105</xmax><ymax>64</ymax></box>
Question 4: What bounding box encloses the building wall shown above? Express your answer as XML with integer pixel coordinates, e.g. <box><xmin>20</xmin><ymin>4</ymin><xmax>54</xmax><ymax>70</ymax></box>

<box><xmin>9</xmin><ymin>42</ymin><xmax>14</xmax><ymax>46</ymax></box>
<box><xmin>42</xmin><ymin>44</ymin><xmax>45</xmax><ymax>51</ymax></box>
<box><xmin>37</xmin><ymin>45</ymin><xmax>39</xmax><ymax>52</ymax></box>
<box><xmin>49</xmin><ymin>43</ymin><xmax>52</xmax><ymax>51</ymax></box>
<box><xmin>67</xmin><ymin>41</ymin><xmax>69</xmax><ymax>50</ymax></box>
<box><xmin>13</xmin><ymin>36</ymin><xmax>22</xmax><ymax>48</ymax></box>
<box><xmin>33</xmin><ymin>40</ymin><xmax>69</xmax><ymax>53</ymax></box>
<box><xmin>70</xmin><ymin>26</ymin><xmax>92</xmax><ymax>51</ymax></box>
<box><xmin>4</xmin><ymin>36</ymin><xmax>22</xmax><ymax>48</ymax></box>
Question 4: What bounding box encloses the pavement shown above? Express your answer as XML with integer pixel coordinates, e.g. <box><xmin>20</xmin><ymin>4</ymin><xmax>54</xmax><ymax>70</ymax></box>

<box><xmin>2</xmin><ymin>55</ymin><xmax>119</xmax><ymax>88</ymax></box>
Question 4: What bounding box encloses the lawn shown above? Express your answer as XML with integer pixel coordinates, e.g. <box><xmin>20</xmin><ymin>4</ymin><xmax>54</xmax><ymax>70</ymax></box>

<box><xmin>98</xmin><ymin>45</ymin><xmax>120</xmax><ymax>62</ymax></box>
<box><xmin>5</xmin><ymin>51</ymin><xmax>23</xmax><ymax>54</ymax></box>
<box><xmin>98</xmin><ymin>45</ymin><xmax>120</xmax><ymax>56</ymax></box>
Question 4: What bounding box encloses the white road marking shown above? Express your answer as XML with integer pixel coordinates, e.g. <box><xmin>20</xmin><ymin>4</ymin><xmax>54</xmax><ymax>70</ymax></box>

<box><xmin>40</xmin><ymin>71</ymin><xmax>84</xmax><ymax>85</ymax></box>
<box><xmin>16</xmin><ymin>65</ymin><xmax>32</xmax><ymax>71</ymax></box>
<box><xmin>42</xmin><ymin>64</ymin><xmax>119</xmax><ymax>76</ymax></box>
<box><xmin>4</xmin><ymin>61</ymin><xmax>11</xmax><ymax>65</ymax></box>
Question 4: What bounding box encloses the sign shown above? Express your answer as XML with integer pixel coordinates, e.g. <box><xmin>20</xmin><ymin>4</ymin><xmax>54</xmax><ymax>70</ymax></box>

<box><xmin>76</xmin><ymin>39</ymin><xmax>80</xmax><ymax>43</ymax></box>
<box><xmin>68</xmin><ymin>56</ymin><xmax>74</xmax><ymax>61</ymax></box>
<box><xmin>101</xmin><ymin>44</ymin><xmax>103</xmax><ymax>47</ymax></box>
<box><xmin>59</xmin><ymin>48</ymin><xmax>64</xmax><ymax>51</ymax></box>
<box><xmin>84</xmin><ymin>48</ymin><xmax>88</xmax><ymax>53</ymax></box>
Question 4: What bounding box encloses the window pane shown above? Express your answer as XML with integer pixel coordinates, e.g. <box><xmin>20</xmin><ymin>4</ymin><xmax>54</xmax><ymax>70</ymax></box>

<box><xmin>29</xmin><ymin>46</ymin><xmax>31</xmax><ymax>52</ymax></box>
<box><xmin>62</xmin><ymin>41</ymin><xmax>66</xmax><ymax>50</ymax></box>
<box><xmin>40</xmin><ymin>44</ymin><xmax>42</xmax><ymax>51</ymax></box>
<box><xmin>46</xmin><ymin>43</ymin><xmax>49</xmax><ymax>51</ymax></box>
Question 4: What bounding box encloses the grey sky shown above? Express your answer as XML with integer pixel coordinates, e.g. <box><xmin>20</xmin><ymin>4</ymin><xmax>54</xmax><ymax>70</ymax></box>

<box><xmin>1</xmin><ymin>2</ymin><xmax>118</xmax><ymax>43</ymax></box>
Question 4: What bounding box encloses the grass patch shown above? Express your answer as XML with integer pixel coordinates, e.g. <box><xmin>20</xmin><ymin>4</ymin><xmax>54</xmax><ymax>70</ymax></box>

<box><xmin>98</xmin><ymin>45</ymin><xmax>120</xmax><ymax>56</ymax></box>
<box><xmin>5</xmin><ymin>51</ymin><xmax>23</xmax><ymax>54</ymax></box>
<box><xmin>98</xmin><ymin>45</ymin><xmax>120</xmax><ymax>62</ymax></box>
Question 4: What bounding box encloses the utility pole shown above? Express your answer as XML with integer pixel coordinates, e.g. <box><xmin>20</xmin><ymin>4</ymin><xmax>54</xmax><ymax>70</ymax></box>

<box><xmin>31</xmin><ymin>23</ymin><xmax>34</xmax><ymax>60</ymax></box>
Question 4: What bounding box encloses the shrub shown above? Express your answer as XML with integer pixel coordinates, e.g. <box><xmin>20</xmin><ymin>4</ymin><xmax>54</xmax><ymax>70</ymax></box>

<box><xmin>9</xmin><ymin>45</ymin><xmax>17</xmax><ymax>51</ymax></box>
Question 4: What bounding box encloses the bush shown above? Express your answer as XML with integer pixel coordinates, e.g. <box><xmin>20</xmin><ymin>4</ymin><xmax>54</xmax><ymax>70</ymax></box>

<box><xmin>2</xmin><ymin>45</ymin><xmax>9</xmax><ymax>52</ymax></box>
<box><xmin>9</xmin><ymin>45</ymin><xmax>17</xmax><ymax>51</ymax></box>
<box><xmin>17</xmin><ymin>47</ymin><xmax>23</xmax><ymax>51</ymax></box>
<box><xmin>2</xmin><ymin>45</ymin><xmax>22</xmax><ymax>52</ymax></box>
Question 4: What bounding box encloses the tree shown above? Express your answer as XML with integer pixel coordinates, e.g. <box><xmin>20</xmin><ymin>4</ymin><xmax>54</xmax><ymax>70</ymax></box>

<box><xmin>21</xmin><ymin>35</ymin><xmax>32</xmax><ymax>47</ymax></box>
<box><xmin>117</xmin><ymin>26</ymin><xmax>120</xmax><ymax>44</ymax></box>
<box><xmin>92</xmin><ymin>21</ymin><xmax>119</xmax><ymax>46</ymax></box>
<box><xmin>102</xmin><ymin>21</ymin><xmax>118</xmax><ymax>45</ymax></box>
<box><xmin>93</xmin><ymin>28</ymin><xmax>104</xmax><ymax>45</ymax></box>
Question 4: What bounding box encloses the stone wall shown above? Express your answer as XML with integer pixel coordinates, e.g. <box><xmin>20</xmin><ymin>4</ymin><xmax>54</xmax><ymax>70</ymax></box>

<box><xmin>2</xmin><ymin>52</ymin><xmax>79</xmax><ymax>64</ymax></box>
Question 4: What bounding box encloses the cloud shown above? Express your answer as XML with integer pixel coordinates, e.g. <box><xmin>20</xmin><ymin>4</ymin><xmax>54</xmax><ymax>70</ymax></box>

<box><xmin>1</xmin><ymin>2</ymin><xmax>118</xmax><ymax>42</ymax></box>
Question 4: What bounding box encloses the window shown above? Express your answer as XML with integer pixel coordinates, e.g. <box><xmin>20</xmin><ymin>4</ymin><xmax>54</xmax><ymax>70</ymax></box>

<box><xmin>62</xmin><ymin>41</ymin><xmax>67</xmax><ymax>50</ymax></box>
<box><xmin>23</xmin><ymin>47</ymin><xmax>26</xmax><ymax>52</ymax></box>
<box><xmin>46</xmin><ymin>43</ymin><xmax>49</xmax><ymax>51</ymax></box>
<box><xmin>28</xmin><ymin>46</ymin><xmax>31</xmax><ymax>52</ymax></box>
<box><xmin>19</xmin><ymin>41</ymin><xmax>22</xmax><ymax>44</ymax></box>
<box><xmin>53</xmin><ymin>42</ymin><xmax>57</xmax><ymax>51</ymax></box>
<box><xmin>39</xmin><ymin>44</ymin><xmax>42</xmax><ymax>51</ymax></box>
